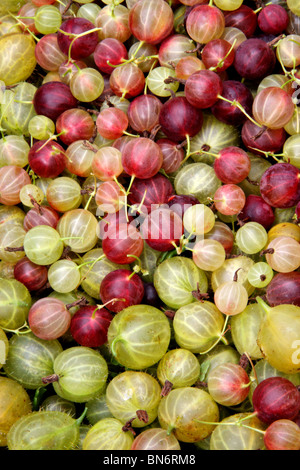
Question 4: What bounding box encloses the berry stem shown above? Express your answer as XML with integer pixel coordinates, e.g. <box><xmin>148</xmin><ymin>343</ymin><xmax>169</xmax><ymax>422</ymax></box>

<box><xmin>8</xmin><ymin>12</ymin><xmax>40</xmax><ymax>41</ymax></box>
<box><xmin>136</xmin><ymin>410</ymin><xmax>149</xmax><ymax>424</ymax></box>
<box><xmin>79</xmin><ymin>253</ymin><xmax>107</xmax><ymax>282</ymax></box>
<box><xmin>233</xmin><ymin>267</ymin><xmax>243</xmax><ymax>282</ymax></box>
<box><xmin>123</xmin><ymin>130</ymin><xmax>140</xmax><ymax>138</ymax></box>
<box><xmin>66</xmin><ymin>296</ymin><xmax>89</xmax><ymax>310</ymax></box>
<box><xmin>178</xmin><ymin>135</ymin><xmax>195</xmax><ymax>166</ymax></box>
<box><xmin>130</xmin><ymin>188</ymin><xmax>147</xmax><ymax>216</ymax></box>
<box><xmin>41</xmin><ymin>374</ymin><xmax>60</xmax><ymax>384</ymax></box>
<box><xmin>4</xmin><ymin>246</ymin><xmax>25</xmax><ymax>252</ymax></box>
<box><xmin>84</xmin><ymin>175</ymin><xmax>97</xmax><ymax>211</ymax></box>
<box><xmin>260</xmin><ymin>248</ymin><xmax>275</xmax><ymax>255</ymax></box>
<box><xmin>35</xmin><ymin>132</ymin><xmax>65</xmax><ymax>154</ymax></box>
<box><xmin>110</xmin><ymin>336</ymin><xmax>126</xmax><ymax>358</ymax></box>
<box><xmin>166</xmin><ymin>424</ymin><xmax>176</xmax><ymax>436</ymax></box>
<box><xmin>199</xmin><ymin>315</ymin><xmax>230</xmax><ymax>355</ymax></box>
<box><xmin>77</xmin><ymin>254</ymin><xmax>106</xmax><ymax>270</ymax></box>
<box><xmin>82</xmin><ymin>140</ymin><xmax>98</xmax><ymax>152</ymax></box>
<box><xmin>94</xmin><ymin>298</ymin><xmax>126</xmax><ymax>314</ymax></box>
<box><xmin>161</xmin><ymin>380</ymin><xmax>173</xmax><ymax>397</ymax></box>
<box><xmin>122</xmin><ymin>418</ymin><xmax>136</xmax><ymax>436</ymax></box>
<box><xmin>2</xmin><ymin>321</ymin><xmax>31</xmax><ymax>336</ymax></box>
<box><xmin>256</xmin><ymin>296</ymin><xmax>272</xmax><ymax>315</ymax></box>
<box><xmin>209</xmin><ymin>39</ymin><xmax>237</xmax><ymax>72</ymax></box>
<box><xmin>75</xmin><ymin>407</ymin><xmax>88</xmax><ymax>427</ymax></box>
<box><xmin>248</xmin><ymin>147</ymin><xmax>284</xmax><ymax>162</ymax></box>
<box><xmin>189</xmin><ymin>148</ymin><xmax>219</xmax><ymax>159</ymax></box>
<box><xmin>32</xmin><ymin>387</ymin><xmax>47</xmax><ymax>411</ymax></box>
<box><xmin>57</xmin><ymin>27</ymin><xmax>103</xmax><ymax>63</ymax></box>
<box><xmin>111</xmin><ymin>40</ymin><xmax>147</xmax><ymax>68</ymax></box>
<box><xmin>194</xmin><ymin>411</ymin><xmax>260</xmax><ymax>429</ymax></box>
<box><xmin>216</xmin><ymin>94</ymin><xmax>262</xmax><ymax>127</ymax></box>
<box><xmin>126</xmin><ymin>254</ymin><xmax>149</xmax><ymax>277</ymax></box>
<box><xmin>61</xmin><ymin>0</ymin><xmax>73</xmax><ymax>16</ymax></box>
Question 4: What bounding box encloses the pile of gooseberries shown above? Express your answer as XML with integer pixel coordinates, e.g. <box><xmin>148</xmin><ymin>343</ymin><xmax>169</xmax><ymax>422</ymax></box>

<box><xmin>1</xmin><ymin>0</ymin><xmax>300</xmax><ymax>454</ymax></box>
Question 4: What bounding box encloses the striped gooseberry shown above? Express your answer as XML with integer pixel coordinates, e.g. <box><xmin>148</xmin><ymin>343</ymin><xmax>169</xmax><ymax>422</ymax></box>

<box><xmin>158</xmin><ymin>387</ymin><xmax>219</xmax><ymax>442</ymax></box>
<box><xmin>3</xmin><ymin>332</ymin><xmax>63</xmax><ymax>390</ymax></box>
<box><xmin>207</xmin><ymin>363</ymin><xmax>251</xmax><ymax>406</ymax></box>
<box><xmin>0</xmin><ymin>377</ymin><xmax>32</xmax><ymax>447</ymax></box>
<box><xmin>45</xmin><ymin>346</ymin><xmax>108</xmax><ymax>403</ymax></box>
<box><xmin>7</xmin><ymin>410</ymin><xmax>85</xmax><ymax>450</ymax></box>
<box><xmin>107</xmin><ymin>304</ymin><xmax>171</xmax><ymax>369</ymax></box>
<box><xmin>210</xmin><ymin>413</ymin><xmax>266</xmax><ymax>450</ymax></box>
<box><xmin>131</xmin><ymin>428</ymin><xmax>181</xmax><ymax>450</ymax></box>
<box><xmin>0</xmin><ymin>278</ymin><xmax>32</xmax><ymax>330</ymax></box>
<box><xmin>106</xmin><ymin>371</ymin><xmax>161</xmax><ymax>427</ymax></box>
<box><xmin>82</xmin><ymin>418</ymin><xmax>134</xmax><ymax>450</ymax></box>
<box><xmin>157</xmin><ymin>348</ymin><xmax>201</xmax><ymax>390</ymax></box>
<box><xmin>28</xmin><ymin>297</ymin><xmax>72</xmax><ymax>340</ymax></box>
<box><xmin>173</xmin><ymin>301</ymin><xmax>226</xmax><ymax>353</ymax></box>
<box><xmin>153</xmin><ymin>257</ymin><xmax>208</xmax><ymax>310</ymax></box>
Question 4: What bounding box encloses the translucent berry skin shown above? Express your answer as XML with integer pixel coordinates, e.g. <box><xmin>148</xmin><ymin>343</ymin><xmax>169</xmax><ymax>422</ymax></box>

<box><xmin>96</xmin><ymin>108</ymin><xmax>128</xmax><ymax>140</ymax></box>
<box><xmin>252</xmin><ymin>377</ymin><xmax>300</xmax><ymax>424</ymax></box>
<box><xmin>257</xmin><ymin>5</ymin><xmax>289</xmax><ymax>35</ymax></box>
<box><xmin>167</xmin><ymin>194</ymin><xmax>199</xmax><ymax>218</ymax></box>
<box><xmin>127</xmin><ymin>173</ymin><xmax>174</xmax><ymax>213</ymax></box>
<box><xmin>213</xmin><ymin>184</ymin><xmax>246</xmax><ymax>216</ymax></box>
<box><xmin>207</xmin><ymin>363</ymin><xmax>251</xmax><ymax>407</ymax></box>
<box><xmin>70</xmin><ymin>306</ymin><xmax>113</xmax><ymax>348</ymax></box>
<box><xmin>159</xmin><ymin>96</ymin><xmax>203</xmax><ymax>142</ymax></box>
<box><xmin>211</xmin><ymin>80</ymin><xmax>253</xmax><ymax>126</ymax></box>
<box><xmin>28</xmin><ymin>298</ymin><xmax>71</xmax><ymax>341</ymax></box>
<box><xmin>33</xmin><ymin>81</ymin><xmax>78</xmax><ymax>121</ymax></box>
<box><xmin>224</xmin><ymin>5</ymin><xmax>257</xmax><ymax>38</ymax></box>
<box><xmin>259</xmin><ymin>163</ymin><xmax>300</xmax><ymax>208</ymax></box>
<box><xmin>238</xmin><ymin>195</ymin><xmax>274</xmax><ymax>230</ymax></box>
<box><xmin>127</xmin><ymin>94</ymin><xmax>163</xmax><ymax>133</ymax></box>
<box><xmin>252</xmin><ymin>87</ymin><xmax>294</xmax><ymax>130</ymax></box>
<box><xmin>233</xmin><ymin>38</ymin><xmax>276</xmax><ymax>80</ymax></box>
<box><xmin>140</xmin><ymin>207</ymin><xmax>184</xmax><ymax>252</ymax></box>
<box><xmin>186</xmin><ymin>5</ymin><xmax>225</xmax><ymax>45</ymax></box>
<box><xmin>100</xmin><ymin>269</ymin><xmax>145</xmax><ymax>313</ymax></box>
<box><xmin>109</xmin><ymin>63</ymin><xmax>145</xmax><ymax>100</ymax></box>
<box><xmin>128</xmin><ymin>0</ymin><xmax>174</xmax><ymax>45</ymax></box>
<box><xmin>121</xmin><ymin>138</ymin><xmax>163</xmax><ymax>179</ymax></box>
<box><xmin>266</xmin><ymin>272</ymin><xmax>300</xmax><ymax>307</ymax></box>
<box><xmin>201</xmin><ymin>39</ymin><xmax>235</xmax><ymax>72</ymax></box>
<box><xmin>14</xmin><ymin>257</ymin><xmax>48</xmax><ymax>291</ymax></box>
<box><xmin>264</xmin><ymin>419</ymin><xmax>300</xmax><ymax>451</ymax></box>
<box><xmin>184</xmin><ymin>70</ymin><xmax>223</xmax><ymax>109</ymax></box>
<box><xmin>130</xmin><ymin>428</ymin><xmax>180</xmax><ymax>450</ymax></box>
<box><xmin>94</xmin><ymin>38</ymin><xmax>128</xmax><ymax>75</ymax></box>
<box><xmin>213</xmin><ymin>146</ymin><xmax>250</xmax><ymax>184</ymax></box>
<box><xmin>23</xmin><ymin>206</ymin><xmax>60</xmax><ymax>231</ymax></box>
<box><xmin>28</xmin><ymin>140</ymin><xmax>67</xmax><ymax>179</ymax></box>
<box><xmin>55</xmin><ymin>108</ymin><xmax>95</xmax><ymax>146</ymax></box>
<box><xmin>156</xmin><ymin>138</ymin><xmax>185</xmax><ymax>174</ymax></box>
<box><xmin>102</xmin><ymin>223</ymin><xmax>144</xmax><ymax>265</ymax></box>
<box><xmin>57</xmin><ymin>18</ymin><xmax>99</xmax><ymax>60</ymax></box>
<box><xmin>241</xmin><ymin>120</ymin><xmax>287</xmax><ymax>156</ymax></box>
